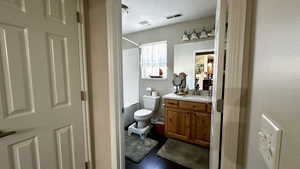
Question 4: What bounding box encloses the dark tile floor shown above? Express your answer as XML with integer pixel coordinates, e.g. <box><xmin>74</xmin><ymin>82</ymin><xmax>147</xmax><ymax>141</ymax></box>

<box><xmin>125</xmin><ymin>132</ymin><xmax>190</xmax><ymax>169</ymax></box>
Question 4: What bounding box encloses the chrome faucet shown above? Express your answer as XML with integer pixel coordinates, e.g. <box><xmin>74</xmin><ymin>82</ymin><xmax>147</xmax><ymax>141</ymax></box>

<box><xmin>194</xmin><ymin>78</ymin><xmax>200</xmax><ymax>95</ymax></box>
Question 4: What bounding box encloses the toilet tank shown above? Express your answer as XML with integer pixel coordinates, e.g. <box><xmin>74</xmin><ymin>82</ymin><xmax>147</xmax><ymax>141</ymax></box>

<box><xmin>143</xmin><ymin>95</ymin><xmax>160</xmax><ymax>111</ymax></box>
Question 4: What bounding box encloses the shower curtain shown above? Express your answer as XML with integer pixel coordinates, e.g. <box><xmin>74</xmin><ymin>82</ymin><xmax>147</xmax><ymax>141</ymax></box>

<box><xmin>122</xmin><ymin>48</ymin><xmax>140</xmax><ymax>126</ymax></box>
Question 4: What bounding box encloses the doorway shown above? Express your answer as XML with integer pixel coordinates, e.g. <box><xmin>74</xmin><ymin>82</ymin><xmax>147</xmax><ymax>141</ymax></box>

<box><xmin>120</xmin><ymin>1</ymin><xmax>226</xmax><ymax>169</ymax></box>
<box><xmin>84</xmin><ymin>0</ymin><xmax>252</xmax><ymax>168</ymax></box>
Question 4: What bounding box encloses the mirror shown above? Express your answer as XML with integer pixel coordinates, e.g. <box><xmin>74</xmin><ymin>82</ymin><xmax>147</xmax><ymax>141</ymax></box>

<box><xmin>174</xmin><ymin>40</ymin><xmax>215</xmax><ymax>91</ymax></box>
<box><xmin>195</xmin><ymin>51</ymin><xmax>214</xmax><ymax>91</ymax></box>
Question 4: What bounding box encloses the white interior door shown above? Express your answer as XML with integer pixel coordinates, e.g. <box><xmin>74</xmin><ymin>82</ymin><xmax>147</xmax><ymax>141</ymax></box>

<box><xmin>0</xmin><ymin>0</ymin><xmax>85</xmax><ymax>169</ymax></box>
<box><xmin>210</xmin><ymin>0</ymin><xmax>228</xmax><ymax>169</ymax></box>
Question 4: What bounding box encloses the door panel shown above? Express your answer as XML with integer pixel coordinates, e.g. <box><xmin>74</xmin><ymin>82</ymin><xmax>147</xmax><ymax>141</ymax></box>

<box><xmin>55</xmin><ymin>125</ymin><xmax>76</xmax><ymax>169</ymax></box>
<box><xmin>46</xmin><ymin>0</ymin><xmax>66</xmax><ymax>24</ymax></box>
<box><xmin>0</xmin><ymin>0</ymin><xmax>85</xmax><ymax>169</ymax></box>
<box><xmin>165</xmin><ymin>109</ymin><xmax>190</xmax><ymax>141</ymax></box>
<box><xmin>0</xmin><ymin>24</ymin><xmax>34</xmax><ymax>119</ymax></box>
<box><xmin>0</xmin><ymin>0</ymin><xmax>26</xmax><ymax>12</ymax></box>
<box><xmin>10</xmin><ymin>137</ymin><xmax>41</xmax><ymax>169</ymax></box>
<box><xmin>47</xmin><ymin>33</ymin><xmax>71</xmax><ymax>108</ymax></box>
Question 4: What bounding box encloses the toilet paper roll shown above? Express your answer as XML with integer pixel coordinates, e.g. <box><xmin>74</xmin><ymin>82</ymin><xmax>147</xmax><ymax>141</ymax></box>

<box><xmin>152</xmin><ymin>91</ymin><xmax>158</xmax><ymax>97</ymax></box>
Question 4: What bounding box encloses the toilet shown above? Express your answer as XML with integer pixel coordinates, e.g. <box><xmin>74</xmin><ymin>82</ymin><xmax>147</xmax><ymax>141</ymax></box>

<box><xmin>128</xmin><ymin>95</ymin><xmax>160</xmax><ymax>138</ymax></box>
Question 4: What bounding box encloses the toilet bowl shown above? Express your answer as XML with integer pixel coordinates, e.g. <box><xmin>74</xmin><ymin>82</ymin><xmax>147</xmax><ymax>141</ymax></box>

<box><xmin>134</xmin><ymin>109</ymin><xmax>153</xmax><ymax>128</ymax></box>
<box><xmin>128</xmin><ymin>95</ymin><xmax>160</xmax><ymax>138</ymax></box>
<box><xmin>134</xmin><ymin>95</ymin><xmax>160</xmax><ymax>128</ymax></box>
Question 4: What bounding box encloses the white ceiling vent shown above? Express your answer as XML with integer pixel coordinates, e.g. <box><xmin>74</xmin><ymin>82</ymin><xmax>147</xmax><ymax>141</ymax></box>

<box><xmin>166</xmin><ymin>14</ymin><xmax>182</xmax><ymax>20</ymax></box>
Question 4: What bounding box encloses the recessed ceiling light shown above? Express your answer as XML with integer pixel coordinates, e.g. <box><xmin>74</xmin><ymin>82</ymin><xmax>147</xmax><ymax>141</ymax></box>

<box><xmin>166</xmin><ymin>14</ymin><xmax>182</xmax><ymax>20</ymax></box>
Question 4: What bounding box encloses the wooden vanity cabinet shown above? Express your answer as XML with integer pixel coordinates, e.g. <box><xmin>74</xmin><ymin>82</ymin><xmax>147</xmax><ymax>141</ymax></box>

<box><xmin>164</xmin><ymin>99</ymin><xmax>211</xmax><ymax>147</ymax></box>
<box><xmin>191</xmin><ymin>112</ymin><xmax>211</xmax><ymax>147</ymax></box>
<box><xmin>165</xmin><ymin>109</ymin><xmax>190</xmax><ymax>141</ymax></box>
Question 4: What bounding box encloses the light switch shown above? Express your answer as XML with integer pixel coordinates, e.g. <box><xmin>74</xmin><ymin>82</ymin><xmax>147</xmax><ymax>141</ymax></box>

<box><xmin>258</xmin><ymin>114</ymin><xmax>282</xmax><ymax>169</ymax></box>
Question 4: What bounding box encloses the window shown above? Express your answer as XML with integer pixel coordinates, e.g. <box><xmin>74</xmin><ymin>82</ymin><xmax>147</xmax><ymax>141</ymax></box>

<box><xmin>140</xmin><ymin>41</ymin><xmax>167</xmax><ymax>79</ymax></box>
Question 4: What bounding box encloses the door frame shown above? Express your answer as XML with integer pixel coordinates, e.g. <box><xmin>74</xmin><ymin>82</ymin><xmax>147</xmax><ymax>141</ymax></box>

<box><xmin>86</xmin><ymin>0</ymin><xmax>253</xmax><ymax>169</ymax></box>
<box><xmin>220</xmin><ymin>0</ymin><xmax>253</xmax><ymax>168</ymax></box>
<box><xmin>77</xmin><ymin>0</ymin><xmax>93</xmax><ymax>168</ymax></box>
<box><xmin>210</xmin><ymin>0</ymin><xmax>227</xmax><ymax>169</ymax></box>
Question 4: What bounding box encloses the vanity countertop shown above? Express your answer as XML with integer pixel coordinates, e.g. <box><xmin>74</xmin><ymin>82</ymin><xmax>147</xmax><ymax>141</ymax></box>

<box><xmin>163</xmin><ymin>93</ymin><xmax>212</xmax><ymax>103</ymax></box>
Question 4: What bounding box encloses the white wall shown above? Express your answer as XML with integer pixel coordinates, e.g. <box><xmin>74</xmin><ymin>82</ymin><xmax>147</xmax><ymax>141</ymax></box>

<box><xmin>241</xmin><ymin>1</ymin><xmax>300</xmax><ymax>169</ymax></box>
<box><xmin>174</xmin><ymin>40</ymin><xmax>214</xmax><ymax>89</ymax></box>
<box><xmin>122</xmin><ymin>48</ymin><xmax>139</xmax><ymax>107</ymax></box>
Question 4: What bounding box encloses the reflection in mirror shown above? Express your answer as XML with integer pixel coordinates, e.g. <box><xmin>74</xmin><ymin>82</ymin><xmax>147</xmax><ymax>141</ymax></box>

<box><xmin>173</xmin><ymin>40</ymin><xmax>215</xmax><ymax>91</ymax></box>
<box><xmin>195</xmin><ymin>51</ymin><xmax>214</xmax><ymax>93</ymax></box>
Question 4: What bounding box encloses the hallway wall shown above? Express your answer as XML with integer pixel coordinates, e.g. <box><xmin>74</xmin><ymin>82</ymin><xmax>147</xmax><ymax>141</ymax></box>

<box><xmin>241</xmin><ymin>1</ymin><xmax>300</xmax><ymax>169</ymax></box>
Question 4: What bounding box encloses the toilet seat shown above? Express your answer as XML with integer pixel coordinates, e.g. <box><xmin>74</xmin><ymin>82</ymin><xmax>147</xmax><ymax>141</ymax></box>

<box><xmin>134</xmin><ymin>109</ymin><xmax>153</xmax><ymax>120</ymax></box>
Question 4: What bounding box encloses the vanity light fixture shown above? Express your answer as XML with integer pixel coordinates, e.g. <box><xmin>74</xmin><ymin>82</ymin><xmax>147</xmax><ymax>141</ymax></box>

<box><xmin>208</xmin><ymin>27</ymin><xmax>215</xmax><ymax>37</ymax></box>
<box><xmin>181</xmin><ymin>27</ymin><xmax>215</xmax><ymax>42</ymax></box>
<box><xmin>182</xmin><ymin>31</ymin><xmax>190</xmax><ymax>41</ymax></box>
<box><xmin>199</xmin><ymin>27</ymin><xmax>208</xmax><ymax>39</ymax></box>
<box><xmin>190</xmin><ymin>30</ymin><xmax>199</xmax><ymax>40</ymax></box>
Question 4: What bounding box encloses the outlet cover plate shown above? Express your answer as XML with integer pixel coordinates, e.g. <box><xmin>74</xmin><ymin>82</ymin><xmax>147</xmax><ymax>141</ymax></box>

<box><xmin>258</xmin><ymin>114</ymin><xmax>282</xmax><ymax>169</ymax></box>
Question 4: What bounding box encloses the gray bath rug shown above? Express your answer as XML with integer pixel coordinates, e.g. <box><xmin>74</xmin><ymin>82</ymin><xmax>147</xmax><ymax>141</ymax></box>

<box><xmin>157</xmin><ymin>139</ymin><xmax>209</xmax><ymax>169</ymax></box>
<box><xmin>125</xmin><ymin>132</ymin><xmax>158</xmax><ymax>163</ymax></box>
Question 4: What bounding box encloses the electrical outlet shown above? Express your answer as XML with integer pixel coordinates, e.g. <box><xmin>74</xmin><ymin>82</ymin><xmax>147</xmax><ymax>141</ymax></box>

<box><xmin>258</xmin><ymin>114</ymin><xmax>282</xmax><ymax>169</ymax></box>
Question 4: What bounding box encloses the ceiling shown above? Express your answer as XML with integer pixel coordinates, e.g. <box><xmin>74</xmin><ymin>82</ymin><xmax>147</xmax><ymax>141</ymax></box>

<box><xmin>122</xmin><ymin>0</ymin><xmax>217</xmax><ymax>34</ymax></box>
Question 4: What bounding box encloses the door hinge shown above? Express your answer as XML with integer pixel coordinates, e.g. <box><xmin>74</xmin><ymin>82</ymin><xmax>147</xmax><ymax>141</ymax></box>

<box><xmin>76</xmin><ymin>11</ymin><xmax>81</xmax><ymax>23</ymax></box>
<box><xmin>217</xmin><ymin>99</ymin><xmax>224</xmax><ymax>112</ymax></box>
<box><xmin>85</xmin><ymin>161</ymin><xmax>90</xmax><ymax>169</ymax></box>
<box><xmin>81</xmin><ymin>91</ymin><xmax>87</xmax><ymax>101</ymax></box>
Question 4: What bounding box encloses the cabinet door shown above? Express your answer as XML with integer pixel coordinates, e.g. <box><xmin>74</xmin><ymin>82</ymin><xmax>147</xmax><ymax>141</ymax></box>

<box><xmin>165</xmin><ymin>109</ymin><xmax>190</xmax><ymax>141</ymax></box>
<box><xmin>191</xmin><ymin>112</ymin><xmax>211</xmax><ymax>147</ymax></box>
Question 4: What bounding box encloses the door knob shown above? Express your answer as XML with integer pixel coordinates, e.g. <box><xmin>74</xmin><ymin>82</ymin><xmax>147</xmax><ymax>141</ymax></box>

<box><xmin>0</xmin><ymin>130</ymin><xmax>16</xmax><ymax>139</ymax></box>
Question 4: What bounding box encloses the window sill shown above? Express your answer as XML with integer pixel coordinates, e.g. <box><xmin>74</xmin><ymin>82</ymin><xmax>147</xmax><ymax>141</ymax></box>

<box><xmin>141</xmin><ymin>78</ymin><xmax>168</xmax><ymax>81</ymax></box>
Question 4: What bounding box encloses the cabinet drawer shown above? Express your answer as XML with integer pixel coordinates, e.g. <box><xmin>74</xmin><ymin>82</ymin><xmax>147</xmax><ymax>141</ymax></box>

<box><xmin>165</xmin><ymin>99</ymin><xmax>179</xmax><ymax>108</ymax></box>
<box><xmin>179</xmin><ymin>101</ymin><xmax>206</xmax><ymax>112</ymax></box>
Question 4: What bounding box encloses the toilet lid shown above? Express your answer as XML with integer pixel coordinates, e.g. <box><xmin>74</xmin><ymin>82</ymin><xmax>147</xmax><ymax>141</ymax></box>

<box><xmin>134</xmin><ymin>109</ymin><xmax>152</xmax><ymax>117</ymax></box>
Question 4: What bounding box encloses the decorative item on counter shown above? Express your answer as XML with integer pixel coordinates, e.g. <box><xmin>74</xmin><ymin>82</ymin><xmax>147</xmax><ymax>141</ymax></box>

<box><xmin>208</xmin><ymin>27</ymin><xmax>215</xmax><ymax>37</ymax></box>
<box><xmin>185</xmin><ymin>86</ymin><xmax>190</xmax><ymax>95</ymax></box>
<box><xmin>181</xmin><ymin>31</ymin><xmax>190</xmax><ymax>41</ymax></box>
<box><xmin>172</xmin><ymin>73</ymin><xmax>188</xmax><ymax>95</ymax></box>
<box><xmin>190</xmin><ymin>29</ymin><xmax>199</xmax><ymax>40</ymax></box>
<box><xmin>199</xmin><ymin>27</ymin><xmax>208</xmax><ymax>39</ymax></box>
